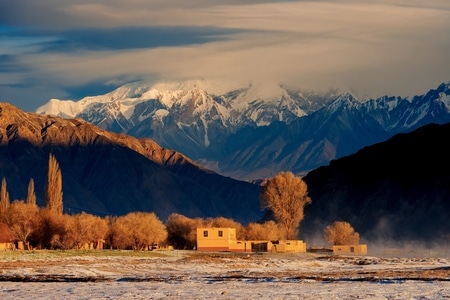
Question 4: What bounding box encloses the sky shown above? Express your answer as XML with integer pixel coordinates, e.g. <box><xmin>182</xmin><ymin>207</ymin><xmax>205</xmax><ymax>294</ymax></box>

<box><xmin>1</xmin><ymin>0</ymin><xmax>450</xmax><ymax>112</ymax></box>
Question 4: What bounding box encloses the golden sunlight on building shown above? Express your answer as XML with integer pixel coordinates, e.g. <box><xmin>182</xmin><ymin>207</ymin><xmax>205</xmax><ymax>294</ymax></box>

<box><xmin>196</xmin><ymin>227</ymin><xmax>306</xmax><ymax>253</ymax></box>
<box><xmin>332</xmin><ymin>244</ymin><xmax>367</xmax><ymax>255</ymax></box>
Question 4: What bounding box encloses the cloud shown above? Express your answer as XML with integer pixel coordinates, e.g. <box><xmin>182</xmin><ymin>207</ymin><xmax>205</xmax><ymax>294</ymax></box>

<box><xmin>2</xmin><ymin>26</ymin><xmax>243</xmax><ymax>54</ymax></box>
<box><xmin>1</xmin><ymin>0</ymin><xmax>450</xmax><ymax>111</ymax></box>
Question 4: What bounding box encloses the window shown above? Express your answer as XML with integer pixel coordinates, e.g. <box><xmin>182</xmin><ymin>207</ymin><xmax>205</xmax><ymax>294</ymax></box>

<box><xmin>350</xmin><ymin>247</ymin><xmax>355</xmax><ymax>253</ymax></box>
<box><xmin>218</xmin><ymin>230</ymin><xmax>223</xmax><ymax>237</ymax></box>
<box><xmin>203</xmin><ymin>230</ymin><xmax>208</xmax><ymax>237</ymax></box>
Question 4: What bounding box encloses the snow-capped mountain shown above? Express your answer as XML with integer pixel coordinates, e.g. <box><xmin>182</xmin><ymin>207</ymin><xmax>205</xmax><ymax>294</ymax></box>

<box><xmin>0</xmin><ymin>102</ymin><xmax>263</xmax><ymax>224</ymax></box>
<box><xmin>37</xmin><ymin>80</ymin><xmax>338</xmax><ymax>159</ymax></box>
<box><xmin>37</xmin><ymin>80</ymin><xmax>450</xmax><ymax>180</ymax></box>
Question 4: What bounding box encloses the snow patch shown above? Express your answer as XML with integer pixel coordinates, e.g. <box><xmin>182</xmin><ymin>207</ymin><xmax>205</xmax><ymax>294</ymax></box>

<box><xmin>152</xmin><ymin>109</ymin><xmax>170</xmax><ymax>121</ymax></box>
<box><xmin>439</xmin><ymin>92</ymin><xmax>450</xmax><ymax>112</ymax></box>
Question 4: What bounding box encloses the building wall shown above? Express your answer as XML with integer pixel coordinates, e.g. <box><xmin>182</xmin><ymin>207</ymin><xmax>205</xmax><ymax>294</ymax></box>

<box><xmin>197</xmin><ymin>227</ymin><xmax>239</xmax><ymax>252</ymax></box>
<box><xmin>271</xmin><ymin>240</ymin><xmax>307</xmax><ymax>253</ymax></box>
<box><xmin>0</xmin><ymin>242</ymin><xmax>14</xmax><ymax>250</ymax></box>
<box><xmin>333</xmin><ymin>244</ymin><xmax>367</xmax><ymax>255</ymax></box>
<box><xmin>229</xmin><ymin>241</ymin><xmax>252</xmax><ymax>253</ymax></box>
<box><xmin>196</xmin><ymin>227</ymin><xmax>306</xmax><ymax>253</ymax></box>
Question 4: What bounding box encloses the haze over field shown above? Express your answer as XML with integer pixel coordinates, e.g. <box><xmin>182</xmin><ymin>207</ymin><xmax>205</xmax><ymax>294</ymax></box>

<box><xmin>1</xmin><ymin>0</ymin><xmax>450</xmax><ymax>111</ymax></box>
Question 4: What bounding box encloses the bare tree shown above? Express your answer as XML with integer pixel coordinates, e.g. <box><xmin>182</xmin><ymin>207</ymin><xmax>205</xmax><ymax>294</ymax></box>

<box><xmin>166</xmin><ymin>213</ymin><xmax>203</xmax><ymax>250</ymax></box>
<box><xmin>260</xmin><ymin>171</ymin><xmax>311</xmax><ymax>240</ymax></box>
<box><xmin>63</xmin><ymin>212</ymin><xmax>109</xmax><ymax>249</ymax></box>
<box><xmin>35</xmin><ymin>208</ymin><xmax>66</xmax><ymax>249</ymax></box>
<box><xmin>245</xmin><ymin>221</ymin><xmax>281</xmax><ymax>241</ymax></box>
<box><xmin>8</xmin><ymin>200</ymin><xmax>40</xmax><ymax>250</ymax></box>
<box><xmin>324</xmin><ymin>221</ymin><xmax>360</xmax><ymax>245</ymax></box>
<box><xmin>87</xmin><ymin>214</ymin><xmax>109</xmax><ymax>249</ymax></box>
<box><xmin>0</xmin><ymin>178</ymin><xmax>10</xmax><ymax>220</ymax></box>
<box><xmin>111</xmin><ymin>212</ymin><xmax>167</xmax><ymax>250</ymax></box>
<box><xmin>26</xmin><ymin>178</ymin><xmax>37</xmax><ymax>206</ymax></box>
<box><xmin>45</xmin><ymin>154</ymin><xmax>63</xmax><ymax>214</ymax></box>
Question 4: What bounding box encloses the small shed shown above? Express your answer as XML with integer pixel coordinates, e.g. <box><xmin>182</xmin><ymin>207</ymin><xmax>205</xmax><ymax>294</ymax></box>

<box><xmin>270</xmin><ymin>240</ymin><xmax>306</xmax><ymax>253</ymax></box>
<box><xmin>332</xmin><ymin>244</ymin><xmax>367</xmax><ymax>255</ymax></box>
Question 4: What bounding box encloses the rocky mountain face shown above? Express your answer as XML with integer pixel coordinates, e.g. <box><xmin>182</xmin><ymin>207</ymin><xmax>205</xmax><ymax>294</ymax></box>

<box><xmin>3</xmin><ymin>102</ymin><xmax>449</xmax><ymax>243</ymax></box>
<box><xmin>302</xmin><ymin>122</ymin><xmax>450</xmax><ymax>243</ymax></box>
<box><xmin>0</xmin><ymin>102</ymin><xmax>263</xmax><ymax>224</ymax></box>
<box><xmin>36</xmin><ymin>81</ymin><xmax>342</xmax><ymax>179</ymax></box>
<box><xmin>37</xmin><ymin>81</ymin><xmax>450</xmax><ymax>180</ymax></box>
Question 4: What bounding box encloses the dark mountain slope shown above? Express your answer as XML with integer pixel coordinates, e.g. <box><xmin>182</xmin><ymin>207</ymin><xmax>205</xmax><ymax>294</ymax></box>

<box><xmin>302</xmin><ymin>122</ymin><xmax>450</xmax><ymax>243</ymax></box>
<box><xmin>218</xmin><ymin>95</ymin><xmax>389</xmax><ymax>179</ymax></box>
<box><xmin>0</xmin><ymin>102</ymin><xmax>262</xmax><ymax>223</ymax></box>
<box><xmin>38</xmin><ymin>82</ymin><xmax>450</xmax><ymax>181</ymax></box>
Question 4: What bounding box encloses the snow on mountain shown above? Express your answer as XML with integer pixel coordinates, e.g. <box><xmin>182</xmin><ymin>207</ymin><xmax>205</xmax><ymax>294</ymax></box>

<box><xmin>36</xmin><ymin>80</ymin><xmax>450</xmax><ymax>180</ymax></box>
<box><xmin>37</xmin><ymin>80</ymin><xmax>320</xmax><ymax>151</ymax></box>
<box><xmin>323</xmin><ymin>93</ymin><xmax>360</xmax><ymax>114</ymax></box>
<box><xmin>439</xmin><ymin>84</ymin><xmax>450</xmax><ymax>111</ymax></box>
<box><xmin>38</xmin><ymin>80</ymin><xmax>313</xmax><ymax>126</ymax></box>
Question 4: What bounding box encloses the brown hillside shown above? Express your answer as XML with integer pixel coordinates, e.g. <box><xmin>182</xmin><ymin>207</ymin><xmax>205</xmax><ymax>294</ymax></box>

<box><xmin>0</xmin><ymin>102</ymin><xmax>262</xmax><ymax>223</ymax></box>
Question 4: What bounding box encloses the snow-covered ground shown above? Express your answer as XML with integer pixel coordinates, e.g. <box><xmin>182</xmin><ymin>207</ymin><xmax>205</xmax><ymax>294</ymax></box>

<box><xmin>1</xmin><ymin>251</ymin><xmax>449</xmax><ymax>299</ymax></box>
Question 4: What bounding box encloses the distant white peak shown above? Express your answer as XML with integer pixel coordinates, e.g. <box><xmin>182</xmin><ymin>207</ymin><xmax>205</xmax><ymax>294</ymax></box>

<box><xmin>36</xmin><ymin>99</ymin><xmax>81</xmax><ymax>118</ymax></box>
<box><xmin>232</xmin><ymin>81</ymin><xmax>289</xmax><ymax>108</ymax></box>
<box><xmin>338</xmin><ymin>92</ymin><xmax>358</xmax><ymax>102</ymax></box>
<box><xmin>106</xmin><ymin>83</ymin><xmax>152</xmax><ymax>101</ymax></box>
<box><xmin>150</xmin><ymin>79</ymin><xmax>245</xmax><ymax>95</ymax></box>
<box><xmin>327</xmin><ymin>93</ymin><xmax>360</xmax><ymax>111</ymax></box>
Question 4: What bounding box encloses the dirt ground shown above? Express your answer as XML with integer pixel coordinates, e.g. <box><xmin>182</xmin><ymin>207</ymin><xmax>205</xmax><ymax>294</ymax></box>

<box><xmin>0</xmin><ymin>252</ymin><xmax>449</xmax><ymax>283</ymax></box>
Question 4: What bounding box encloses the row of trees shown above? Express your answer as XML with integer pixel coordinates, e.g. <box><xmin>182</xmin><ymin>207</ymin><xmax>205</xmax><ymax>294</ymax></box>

<box><xmin>0</xmin><ymin>202</ymin><xmax>360</xmax><ymax>250</ymax></box>
<box><xmin>0</xmin><ymin>155</ymin><xmax>360</xmax><ymax>250</ymax></box>
<box><xmin>0</xmin><ymin>203</ymin><xmax>167</xmax><ymax>250</ymax></box>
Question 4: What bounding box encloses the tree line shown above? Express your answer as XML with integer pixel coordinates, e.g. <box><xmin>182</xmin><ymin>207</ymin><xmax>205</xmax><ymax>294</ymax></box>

<box><xmin>0</xmin><ymin>155</ymin><xmax>359</xmax><ymax>250</ymax></box>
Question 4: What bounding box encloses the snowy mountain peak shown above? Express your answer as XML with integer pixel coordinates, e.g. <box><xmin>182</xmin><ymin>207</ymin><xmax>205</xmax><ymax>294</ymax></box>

<box><xmin>326</xmin><ymin>92</ymin><xmax>360</xmax><ymax>113</ymax></box>
<box><xmin>38</xmin><ymin>79</ymin><xmax>317</xmax><ymax>129</ymax></box>
<box><xmin>36</xmin><ymin>80</ymin><xmax>450</xmax><ymax>180</ymax></box>
<box><xmin>37</xmin><ymin>80</ymin><xmax>327</xmax><ymax>155</ymax></box>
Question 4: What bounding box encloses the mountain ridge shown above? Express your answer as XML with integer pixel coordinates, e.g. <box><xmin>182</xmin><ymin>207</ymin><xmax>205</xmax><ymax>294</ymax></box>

<box><xmin>302</xmin><ymin>121</ymin><xmax>450</xmax><ymax>243</ymax></box>
<box><xmin>37</xmin><ymin>81</ymin><xmax>450</xmax><ymax>180</ymax></box>
<box><xmin>0</xmin><ymin>102</ymin><xmax>263</xmax><ymax>223</ymax></box>
<box><xmin>3</xmin><ymin>102</ymin><xmax>449</xmax><ymax>243</ymax></box>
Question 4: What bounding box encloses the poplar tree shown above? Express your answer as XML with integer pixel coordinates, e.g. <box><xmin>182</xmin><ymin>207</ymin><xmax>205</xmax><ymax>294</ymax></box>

<box><xmin>45</xmin><ymin>154</ymin><xmax>63</xmax><ymax>214</ymax></box>
<box><xmin>0</xmin><ymin>178</ymin><xmax>10</xmax><ymax>217</ymax></box>
<box><xmin>26</xmin><ymin>178</ymin><xmax>37</xmax><ymax>206</ymax></box>
<box><xmin>260</xmin><ymin>171</ymin><xmax>312</xmax><ymax>240</ymax></box>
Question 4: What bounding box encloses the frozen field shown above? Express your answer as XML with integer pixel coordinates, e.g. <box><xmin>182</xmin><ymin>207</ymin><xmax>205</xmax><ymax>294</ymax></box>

<box><xmin>1</xmin><ymin>251</ymin><xmax>449</xmax><ymax>299</ymax></box>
